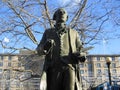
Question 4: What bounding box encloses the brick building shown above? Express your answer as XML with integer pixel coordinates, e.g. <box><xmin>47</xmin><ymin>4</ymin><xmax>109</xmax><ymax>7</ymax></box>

<box><xmin>0</xmin><ymin>53</ymin><xmax>120</xmax><ymax>90</ymax></box>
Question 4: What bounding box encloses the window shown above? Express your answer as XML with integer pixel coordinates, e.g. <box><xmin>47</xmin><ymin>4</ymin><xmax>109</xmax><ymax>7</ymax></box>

<box><xmin>112</xmin><ymin>69</ymin><xmax>116</xmax><ymax>73</ymax></box>
<box><xmin>111</xmin><ymin>57</ymin><xmax>115</xmax><ymax>61</ymax></box>
<box><xmin>87</xmin><ymin>57</ymin><xmax>92</xmax><ymax>61</ymax></box>
<box><xmin>80</xmin><ymin>70</ymin><xmax>84</xmax><ymax>74</ymax></box>
<box><xmin>0</xmin><ymin>62</ymin><xmax>3</xmax><ymax>67</ymax></box>
<box><xmin>8</xmin><ymin>56</ymin><xmax>12</xmax><ymax>60</ymax></box>
<box><xmin>112</xmin><ymin>63</ymin><xmax>116</xmax><ymax>68</ymax></box>
<box><xmin>0</xmin><ymin>56</ymin><xmax>3</xmax><ymax>60</ymax></box>
<box><xmin>118</xmin><ymin>57</ymin><xmax>120</xmax><ymax>65</ymax></box>
<box><xmin>96</xmin><ymin>57</ymin><xmax>100</xmax><ymax>61</ymax></box>
<box><xmin>18</xmin><ymin>63</ymin><xmax>21</xmax><ymax>67</ymax></box>
<box><xmin>88</xmin><ymin>63</ymin><xmax>92</xmax><ymax>68</ymax></box>
<box><xmin>97</xmin><ymin>69</ymin><xmax>101</xmax><ymax>74</ymax></box>
<box><xmin>96</xmin><ymin>63</ymin><xmax>101</xmax><ymax>68</ymax></box>
<box><xmin>0</xmin><ymin>69</ymin><xmax>2</xmax><ymax>72</ymax></box>
<box><xmin>80</xmin><ymin>64</ymin><xmax>84</xmax><ymax>68</ymax></box>
<box><xmin>88</xmin><ymin>63</ymin><xmax>92</xmax><ymax>71</ymax></box>
<box><xmin>8</xmin><ymin>62</ymin><xmax>11</xmax><ymax>67</ymax></box>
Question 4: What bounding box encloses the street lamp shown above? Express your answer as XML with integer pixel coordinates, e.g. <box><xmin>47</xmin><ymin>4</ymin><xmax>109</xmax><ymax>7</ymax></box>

<box><xmin>106</xmin><ymin>57</ymin><xmax>112</xmax><ymax>86</ymax></box>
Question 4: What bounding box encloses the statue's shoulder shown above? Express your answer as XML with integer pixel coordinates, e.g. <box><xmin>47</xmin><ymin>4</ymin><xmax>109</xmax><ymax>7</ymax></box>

<box><xmin>45</xmin><ymin>28</ymin><xmax>55</xmax><ymax>33</ymax></box>
<box><xmin>67</xmin><ymin>27</ymin><xmax>78</xmax><ymax>33</ymax></box>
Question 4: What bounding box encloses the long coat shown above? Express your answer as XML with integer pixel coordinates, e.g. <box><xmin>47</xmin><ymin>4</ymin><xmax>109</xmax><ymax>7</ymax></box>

<box><xmin>37</xmin><ymin>28</ymin><xmax>83</xmax><ymax>90</ymax></box>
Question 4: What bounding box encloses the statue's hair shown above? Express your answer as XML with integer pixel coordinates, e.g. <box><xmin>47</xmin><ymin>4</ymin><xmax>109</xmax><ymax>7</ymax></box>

<box><xmin>53</xmin><ymin>8</ymin><xmax>68</xmax><ymax>21</ymax></box>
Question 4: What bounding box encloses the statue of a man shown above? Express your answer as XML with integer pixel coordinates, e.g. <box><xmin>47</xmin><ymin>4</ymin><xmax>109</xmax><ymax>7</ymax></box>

<box><xmin>37</xmin><ymin>8</ymin><xmax>86</xmax><ymax>90</ymax></box>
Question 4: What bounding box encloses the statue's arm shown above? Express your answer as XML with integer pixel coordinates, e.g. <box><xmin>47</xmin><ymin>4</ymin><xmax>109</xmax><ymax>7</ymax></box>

<box><xmin>76</xmin><ymin>32</ymin><xmax>83</xmax><ymax>51</ymax></box>
<box><xmin>36</xmin><ymin>31</ymin><xmax>47</xmax><ymax>56</ymax></box>
<box><xmin>76</xmin><ymin>32</ymin><xmax>86</xmax><ymax>62</ymax></box>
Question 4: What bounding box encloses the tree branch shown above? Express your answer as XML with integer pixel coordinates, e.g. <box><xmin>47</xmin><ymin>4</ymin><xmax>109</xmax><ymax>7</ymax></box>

<box><xmin>7</xmin><ymin>1</ymin><xmax>38</xmax><ymax>45</ymax></box>
<box><xmin>86</xmin><ymin>17</ymin><xmax>109</xmax><ymax>44</ymax></box>
<box><xmin>43</xmin><ymin>0</ymin><xmax>53</xmax><ymax>28</ymax></box>
<box><xmin>70</xmin><ymin>0</ymin><xmax>87</xmax><ymax>28</ymax></box>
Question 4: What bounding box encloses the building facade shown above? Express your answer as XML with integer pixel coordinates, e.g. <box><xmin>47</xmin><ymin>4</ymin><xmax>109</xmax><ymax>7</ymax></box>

<box><xmin>0</xmin><ymin>53</ymin><xmax>42</xmax><ymax>90</ymax></box>
<box><xmin>0</xmin><ymin>53</ymin><xmax>120</xmax><ymax>90</ymax></box>
<box><xmin>0</xmin><ymin>54</ymin><xmax>23</xmax><ymax>90</ymax></box>
<box><xmin>81</xmin><ymin>54</ymin><xmax>120</xmax><ymax>89</ymax></box>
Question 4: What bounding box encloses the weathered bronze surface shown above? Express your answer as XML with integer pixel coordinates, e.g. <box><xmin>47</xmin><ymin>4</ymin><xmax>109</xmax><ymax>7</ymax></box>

<box><xmin>37</xmin><ymin>8</ymin><xmax>86</xmax><ymax>90</ymax></box>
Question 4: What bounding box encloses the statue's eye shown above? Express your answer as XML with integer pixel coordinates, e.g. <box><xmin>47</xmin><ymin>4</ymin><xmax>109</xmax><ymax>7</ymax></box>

<box><xmin>59</xmin><ymin>10</ymin><xmax>65</xmax><ymax>14</ymax></box>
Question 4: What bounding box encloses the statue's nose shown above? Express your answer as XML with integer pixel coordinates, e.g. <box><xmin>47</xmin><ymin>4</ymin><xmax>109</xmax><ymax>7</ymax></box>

<box><xmin>59</xmin><ymin>10</ymin><xmax>65</xmax><ymax>15</ymax></box>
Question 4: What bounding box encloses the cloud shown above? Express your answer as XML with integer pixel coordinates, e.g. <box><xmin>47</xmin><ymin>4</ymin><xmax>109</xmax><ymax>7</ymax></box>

<box><xmin>57</xmin><ymin>0</ymin><xmax>71</xmax><ymax>6</ymax></box>
<box><xmin>57</xmin><ymin>0</ymin><xmax>81</xmax><ymax>7</ymax></box>
<box><xmin>3</xmin><ymin>37</ymin><xmax>9</xmax><ymax>43</ymax></box>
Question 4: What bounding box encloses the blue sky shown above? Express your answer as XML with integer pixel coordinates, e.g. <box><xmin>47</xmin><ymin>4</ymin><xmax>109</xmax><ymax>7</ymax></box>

<box><xmin>51</xmin><ymin>0</ymin><xmax>120</xmax><ymax>55</ymax></box>
<box><xmin>89</xmin><ymin>38</ymin><xmax>120</xmax><ymax>54</ymax></box>
<box><xmin>0</xmin><ymin>0</ymin><xmax>120</xmax><ymax>55</ymax></box>
<box><xmin>89</xmin><ymin>18</ymin><xmax>120</xmax><ymax>55</ymax></box>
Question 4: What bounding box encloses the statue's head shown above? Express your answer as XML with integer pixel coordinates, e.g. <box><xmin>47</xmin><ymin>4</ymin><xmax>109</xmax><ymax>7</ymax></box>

<box><xmin>53</xmin><ymin>8</ymin><xmax>68</xmax><ymax>23</ymax></box>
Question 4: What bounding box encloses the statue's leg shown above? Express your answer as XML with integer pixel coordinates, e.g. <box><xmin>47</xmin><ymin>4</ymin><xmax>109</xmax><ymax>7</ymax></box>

<box><xmin>63</xmin><ymin>67</ymin><xmax>75</xmax><ymax>90</ymax></box>
<box><xmin>47</xmin><ymin>68</ymin><xmax>63</xmax><ymax>90</ymax></box>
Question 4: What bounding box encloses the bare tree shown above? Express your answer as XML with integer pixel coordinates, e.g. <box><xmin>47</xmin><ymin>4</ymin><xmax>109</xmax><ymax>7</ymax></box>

<box><xmin>0</xmin><ymin>0</ymin><xmax>119</xmax><ymax>88</ymax></box>
<box><xmin>0</xmin><ymin>0</ymin><xmax>119</xmax><ymax>53</ymax></box>
<box><xmin>0</xmin><ymin>0</ymin><xmax>119</xmax><ymax>70</ymax></box>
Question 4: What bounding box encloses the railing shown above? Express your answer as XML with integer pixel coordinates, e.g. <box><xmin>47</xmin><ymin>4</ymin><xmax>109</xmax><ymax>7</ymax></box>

<box><xmin>81</xmin><ymin>73</ymin><xmax>120</xmax><ymax>90</ymax></box>
<box><xmin>0</xmin><ymin>70</ymin><xmax>120</xmax><ymax>90</ymax></box>
<box><xmin>0</xmin><ymin>78</ymin><xmax>40</xmax><ymax>90</ymax></box>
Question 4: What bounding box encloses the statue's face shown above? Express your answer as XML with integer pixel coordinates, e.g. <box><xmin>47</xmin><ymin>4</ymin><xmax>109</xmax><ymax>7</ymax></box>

<box><xmin>55</xmin><ymin>8</ymin><xmax>68</xmax><ymax>23</ymax></box>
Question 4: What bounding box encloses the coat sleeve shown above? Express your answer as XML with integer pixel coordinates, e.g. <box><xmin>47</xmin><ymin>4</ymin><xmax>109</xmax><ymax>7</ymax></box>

<box><xmin>76</xmin><ymin>31</ymin><xmax>86</xmax><ymax>61</ymax></box>
<box><xmin>36</xmin><ymin>30</ymin><xmax>47</xmax><ymax>55</ymax></box>
<box><xmin>75</xmin><ymin>31</ymin><xmax>83</xmax><ymax>52</ymax></box>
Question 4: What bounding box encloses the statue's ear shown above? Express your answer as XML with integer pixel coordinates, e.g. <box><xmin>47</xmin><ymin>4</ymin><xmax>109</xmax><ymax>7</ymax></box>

<box><xmin>67</xmin><ymin>15</ymin><xmax>68</xmax><ymax>21</ymax></box>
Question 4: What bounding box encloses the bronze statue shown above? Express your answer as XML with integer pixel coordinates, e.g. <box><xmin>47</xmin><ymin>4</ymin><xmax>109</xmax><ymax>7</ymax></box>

<box><xmin>37</xmin><ymin>8</ymin><xmax>86</xmax><ymax>90</ymax></box>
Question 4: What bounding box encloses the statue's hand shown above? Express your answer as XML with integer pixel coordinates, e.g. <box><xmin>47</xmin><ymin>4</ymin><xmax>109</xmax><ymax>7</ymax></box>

<box><xmin>72</xmin><ymin>52</ymin><xmax>86</xmax><ymax>63</ymax></box>
<box><xmin>77</xmin><ymin>56</ymin><xmax>86</xmax><ymax>62</ymax></box>
<box><xmin>43</xmin><ymin>39</ymin><xmax>55</xmax><ymax>54</ymax></box>
<box><xmin>79</xmin><ymin>52</ymin><xmax>86</xmax><ymax>62</ymax></box>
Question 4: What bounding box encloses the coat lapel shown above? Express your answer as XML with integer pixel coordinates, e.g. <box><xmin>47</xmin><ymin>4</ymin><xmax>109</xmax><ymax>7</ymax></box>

<box><xmin>69</xmin><ymin>28</ymin><xmax>76</xmax><ymax>53</ymax></box>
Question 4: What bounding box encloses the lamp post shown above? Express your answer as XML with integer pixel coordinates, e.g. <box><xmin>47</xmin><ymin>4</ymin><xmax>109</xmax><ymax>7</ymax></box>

<box><xmin>106</xmin><ymin>57</ymin><xmax>112</xmax><ymax>86</ymax></box>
